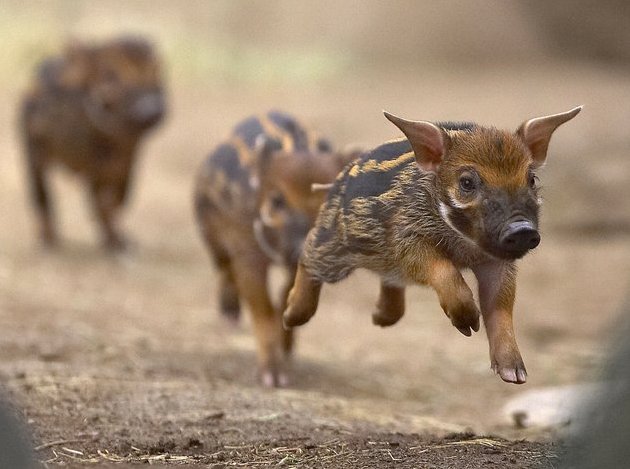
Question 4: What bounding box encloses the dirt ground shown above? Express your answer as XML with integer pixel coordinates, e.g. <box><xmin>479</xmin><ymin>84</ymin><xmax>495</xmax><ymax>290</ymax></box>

<box><xmin>2</xmin><ymin>3</ymin><xmax>630</xmax><ymax>468</ymax></box>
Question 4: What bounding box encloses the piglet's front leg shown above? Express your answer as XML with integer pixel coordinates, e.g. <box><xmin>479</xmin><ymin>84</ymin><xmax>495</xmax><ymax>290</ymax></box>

<box><xmin>426</xmin><ymin>257</ymin><xmax>480</xmax><ymax>337</ymax></box>
<box><xmin>474</xmin><ymin>262</ymin><xmax>527</xmax><ymax>384</ymax></box>
<box><xmin>283</xmin><ymin>263</ymin><xmax>322</xmax><ymax>329</ymax></box>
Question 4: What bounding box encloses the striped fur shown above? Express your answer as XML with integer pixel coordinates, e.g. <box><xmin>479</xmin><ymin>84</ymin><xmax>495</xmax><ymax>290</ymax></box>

<box><xmin>193</xmin><ymin>110</ymin><xmax>353</xmax><ymax>387</ymax></box>
<box><xmin>195</xmin><ymin>110</ymin><xmax>332</xmax><ymax>221</ymax></box>
<box><xmin>21</xmin><ymin>36</ymin><xmax>165</xmax><ymax>250</ymax></box>
<box><xmin>285</xmin><ymin>108</ymin><xmax>581</xmax><ymax>386</ymax></box>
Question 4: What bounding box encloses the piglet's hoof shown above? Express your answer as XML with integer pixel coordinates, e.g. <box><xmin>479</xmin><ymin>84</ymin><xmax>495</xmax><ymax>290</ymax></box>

<box><xmin>446</xmin><ymin>301</ymin><xmax>480</xmax><ymax>337</ymax></box>
<box><xmin>260</xmin><ymin>369</ymin><xmax>289</xmax><ymax>388</ymax></box>
<box><xmin>219</xmin><ymin>309</ymin><xmax>240</xmax><ymax>329</ymax></box>
<box><xmin>372</xmin><ymin>311</ymin><xmax>402</xmax><ymax>327</ymax></box>
<box><xmin>219</xmin><ymin>299</ymin><xmax>241</xmax><ymax>327</ymax></box>
<box><xmin>283</xmin><ymin>303</ymin><xmax>315</xmax><ymax>329</ymax></box>
<box><xmin>493</xmin><ymin>362</ymin><xmax>528</xmax><ymax>384</ymax></box>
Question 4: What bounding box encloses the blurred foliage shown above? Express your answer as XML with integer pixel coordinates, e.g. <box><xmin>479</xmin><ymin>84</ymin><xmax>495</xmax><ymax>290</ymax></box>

<box><xmin>3</xmin><ymin>0</ymin><xmax>628</xmax><ymax>93</ymax></box>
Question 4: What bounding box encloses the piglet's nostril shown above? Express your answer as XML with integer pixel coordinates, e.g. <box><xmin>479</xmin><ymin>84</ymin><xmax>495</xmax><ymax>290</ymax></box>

<box><xmin>528</xmin><ymin>231</ymin><xmax>541</xmax><ymax>249</ymax></box>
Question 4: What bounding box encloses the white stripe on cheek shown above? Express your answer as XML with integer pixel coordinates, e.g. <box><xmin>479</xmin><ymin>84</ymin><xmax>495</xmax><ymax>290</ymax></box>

<box><xmin>438</xmin><ymin>201</ymin><xmax>478</xmax><ymax>247</ymax></box>
<box><xmin>448</xmin><ymin>194</ymin><xmax>475</xmax><ymax>210</ymax></box>
<box><xmin>439</xmin><ymin>202</ymin><xmax>467</xmax><ymax>239</ymax></box>
<box><xmin>438</xmin><ymin>201</ymin><xmax>450</xmax><ymax>223</ymax></box>
<box><xmin>259</xmin><ymin>206</ymin><xmax>275</xmax><ymax>227</ymax></box>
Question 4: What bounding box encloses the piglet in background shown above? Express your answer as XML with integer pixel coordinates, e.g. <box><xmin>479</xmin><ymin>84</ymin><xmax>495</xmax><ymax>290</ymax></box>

<box><xmin>21</xmin><ymin>36</ymin><xmax>165</xmax><ymax>251</ymax></box>
<box><xmin>194</xmin><ymin>111</ymin><xmax>358</xmax><ymax>386</ymax></box>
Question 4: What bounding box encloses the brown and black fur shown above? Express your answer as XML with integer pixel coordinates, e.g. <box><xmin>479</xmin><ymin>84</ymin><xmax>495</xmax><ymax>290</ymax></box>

<box><xmin>21</xmin><ymin>36</ymin><xmax>165</xmax><ymax>250</ymax></box>
<box><xmin>284</xmin><ymin>107</ymin><xmax>582</xmax><ymax>385</ymax></box>
<box><xmin>194</xmin><ymin>110</ymin><xmax>357</xmax><ymax>387</ymax></box>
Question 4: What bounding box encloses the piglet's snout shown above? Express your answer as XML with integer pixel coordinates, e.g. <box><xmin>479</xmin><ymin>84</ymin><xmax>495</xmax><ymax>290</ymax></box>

<box><xmin>130</xmin><ymin>92</ymin><xmax>164</xmax><ymax>126</ymax></box>
<box><xmin>499</xmin><ymin>220</ymin><xmax>540</xmax><ymax>253</ymax></box>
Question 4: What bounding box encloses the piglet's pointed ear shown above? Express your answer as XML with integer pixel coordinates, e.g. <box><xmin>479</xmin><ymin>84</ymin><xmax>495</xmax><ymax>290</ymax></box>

<box><xmin>517</xmin><ymin>106</ymin><xmax>582</xmax><ymax>167</ymax></box>
<box><xmin>255</xmin><ymin>134</ymin><xmax>274</xmax><ymax>162</ymax></box>
<box><xmin>60</xmin><ymin>40</ymin><xmax>94</xmax><ymax>89</ymax></box>
<box><xmin>384</xmin><ymin>111</ymin><xmax>447</xmax><ymax>173</ymax></box>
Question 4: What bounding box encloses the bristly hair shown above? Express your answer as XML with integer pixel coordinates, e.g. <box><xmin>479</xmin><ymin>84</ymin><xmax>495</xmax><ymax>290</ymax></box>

<box><xmin>436</xmin><ymin>121</ymin><xmax>476</xmax><ymax>132</ymax></box>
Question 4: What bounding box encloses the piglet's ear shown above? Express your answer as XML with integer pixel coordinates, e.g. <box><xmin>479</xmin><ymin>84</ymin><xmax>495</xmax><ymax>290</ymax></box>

<box><xmin>253</xmin><ymin>135</ymin><xmax>285</xmax><ymax>185</ymax></box>
<box><xmin>249</xmin><ymin>135</ymin><xmax>275</xmax><ymax>189</ymax></box>
<box><xmin>517</xmin><ymin>106</ymin><xmax>582</xmax><ymax>168</ymax></box>
<box><xmin>60</xmin><ymin>40</ymin><xmax>94</xmax><ymax>90</ymax></box>
<box><xmin>383</xmin><ymin>111</ymin><xmax>447</xmax><ymax>173</ymax></box>
<box><xmin>255</xmin><ymin>134</ymin><xmax>274</xmax><ymax>163</ymax></box>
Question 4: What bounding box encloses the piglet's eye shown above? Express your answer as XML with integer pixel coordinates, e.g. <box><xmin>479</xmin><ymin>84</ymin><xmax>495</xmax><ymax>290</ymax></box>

<box><xmin>459</xmin><ymin>175</ymin><xmax>477</xmax><ymax>193</ymax></box>
<box><xmin>529</xmin><ymin>174</ymin><xmax>539</xmax><ymax>188</ymax></box>
<box><xmin>269</xmin><ymin>192</ymin><xmax>286</xmax><ymax>210</ymax></box>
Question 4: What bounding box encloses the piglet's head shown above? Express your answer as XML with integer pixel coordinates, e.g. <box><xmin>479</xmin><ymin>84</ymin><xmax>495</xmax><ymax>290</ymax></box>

<box><xmin>252</xmin><ymin>136</ymin><xmax>351</xmax><ymax>265</ymax></box>
<box><xmin>71</xmin><ymin>37</ymin><xmax>166</xmax><ymax>136</ymax></box>
<box><xmin>384</xmin><ymin>106</ymin><xmax>582</xmax><ymax>260</ymax></box>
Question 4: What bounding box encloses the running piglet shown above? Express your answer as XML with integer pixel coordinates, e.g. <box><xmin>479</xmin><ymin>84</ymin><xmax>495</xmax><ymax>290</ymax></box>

<box><xmin>284</xmin><ymin>106</ymin><xmax>582</xmax><ymax>384</ymax></box>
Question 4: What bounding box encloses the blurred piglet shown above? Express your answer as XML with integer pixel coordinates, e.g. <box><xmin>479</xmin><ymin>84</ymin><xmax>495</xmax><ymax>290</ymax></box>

<box><xmin>194</xmin><ymin>111</ymin><xmax>359</xmax><ymax>387</ymax></box>
<box><xmin>21</xmin><ymin>36</ymin><xmax>165</xmax><ymax>250</ymax></box>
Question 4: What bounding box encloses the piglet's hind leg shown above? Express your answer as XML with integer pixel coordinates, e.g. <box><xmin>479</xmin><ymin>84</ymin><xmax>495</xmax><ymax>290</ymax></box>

<box><xmin>372</xmin><ymin>282</ymin><xmax>405</xmax><ymax>327</ymax></box>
